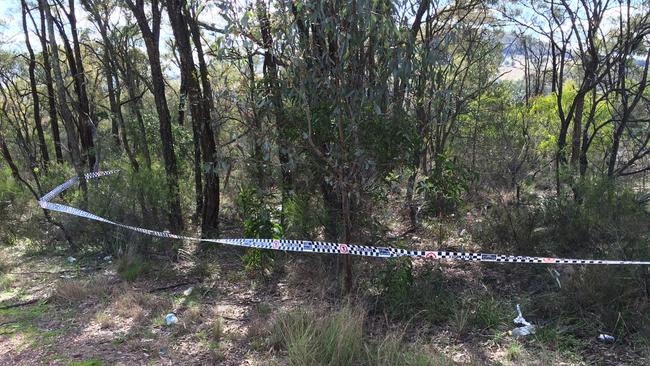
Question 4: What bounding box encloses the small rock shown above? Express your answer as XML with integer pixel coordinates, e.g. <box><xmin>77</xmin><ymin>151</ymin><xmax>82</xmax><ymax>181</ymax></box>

<box><xmin>67</xmin><ymin>256</ymin><xmax>77</xmax><ymax>264</ymax></box>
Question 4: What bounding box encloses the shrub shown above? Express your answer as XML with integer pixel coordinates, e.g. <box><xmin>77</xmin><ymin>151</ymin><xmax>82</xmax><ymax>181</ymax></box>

<box><xmin>475</xmin><ymin>176</ymin><xmax>649</xmax><ymax>258</ymax></box>
<box><xmin>284</xmin><ymin>194</ymin><xmax>323</xmax><ymax>239</ymax></box>
<box><xmin>417</xmin><ymin>154</ymin><xmax>470</xmax><ymax>217</ymax></box>
<box><xmin>475</xmin><ymin>177</ymin><xmax>650</xmax><ymax>340</ymax></box>
<box><xmin>370</xmin><ymin>258</ymin><xmax>455</xmax><ymax>324</ymax></box>
<box><xmin>236</xmin><ymin>186</ymin><xmax>283</xmax><ymax>277</ymax></box>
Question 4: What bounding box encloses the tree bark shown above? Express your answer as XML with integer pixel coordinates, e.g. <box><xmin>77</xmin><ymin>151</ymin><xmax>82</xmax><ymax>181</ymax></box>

<box><xmin>257</xmin><ymin>0</ymin><xmax>292</xmax><ymax>225</ymax></box>
<box><xmin>41</xmin><ymin>0</ymin><xmax>87</xmax><ymax>204</ymax></box>
<box><xmin>21</xmin><ymin>0</ymin><xmax>49</xmax><ymax>168</ymax></box>
<box><xmin>570</xmin><ymin>93</ymin><xmax>584</xmax><ymax>168</ymax></box>
<box><xmin>35</xmin><ymin>4</ymin><xmax>63</xmax><ymax>164</ymax></box>
<box><xmin>167</xmin><ymin>0</ymin><xmax>218</xmax><ymax>236</ymax></box>
<box><xmin>126</xmin><ymin>0</ymin><xmax>183</xmax><ymax>232</ymax></box>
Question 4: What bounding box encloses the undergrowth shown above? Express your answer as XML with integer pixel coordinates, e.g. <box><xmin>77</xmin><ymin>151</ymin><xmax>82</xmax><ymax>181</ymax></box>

<box><xmin>267</xmin><ymin>304</ymin><xmax>450</xmax><ymax>366</ymax></box>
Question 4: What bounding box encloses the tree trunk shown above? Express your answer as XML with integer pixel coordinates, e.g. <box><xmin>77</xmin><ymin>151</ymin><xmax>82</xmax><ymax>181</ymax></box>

<box><xmin>126</xmin><ymin>0</ymin><xmax>183</xmax><ymax>232</ymax></box>
<box><xmin>21</xmin><ymin>0</ymin><xmax>49</xmax><ymax>168</ymax></box>
<box><xmin>167</xmin><ymin>0</ymin><xmax>218</xmax><ymax>236</ymax></box>
<box><xmin>41</xmin><ymin>0</ymin><xmax>87</xmax><ymax>204</ymax></box>
<box><xmin>257</xmin><ymin>0</ymin><xmax>292</xmax><ymax>225</ymax></box>
<box><xmin>570</xmin><ymin>93</ymin><xmax>584</xmax><ymax>168</ymax></box>
<box><xmin>36</xmin><ymin>4</ymin><xmax>63</xmax><ymax>164</ymax></box>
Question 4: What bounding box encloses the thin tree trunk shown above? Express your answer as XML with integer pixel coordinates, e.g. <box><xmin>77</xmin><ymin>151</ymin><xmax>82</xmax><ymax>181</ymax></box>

<box><xmin>188</xmin><ymin>7</ymin><xmax>220</xmax><ymax>236</ymax></box>
<box><xmin>21</xmin><ymin>0</ymin><xmax>49</xmax><ymax>168</ymax></box>
<box><xmin>41</xmin><ymin>0</ymin><xmax>87</xmax><ymax>204</ymax></box>
<box><xmin>35</xmin><ymin>4</ymin><xmax>63</xmax><ymax>164</ymax></box>
<box><xmin>570</xmin><ymin>93</ymin><xmax>584</xmax><ymax>168</ymax></box>
<box><xmin>257</xmin><ymin>0</ymin><xmax>292</xmax><ymax>225</ymax></box>
<box><xmin>126</xmin><ymin>0</ymin><xmax>183</xmax><ymax>232</ymax></box>
<box><xmin>167</xmin><ymin>0</ymin><xmax>218</xmax><ymax>235</ymax></box>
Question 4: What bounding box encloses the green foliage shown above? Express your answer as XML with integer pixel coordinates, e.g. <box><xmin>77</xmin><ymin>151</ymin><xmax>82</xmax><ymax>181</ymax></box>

<box><xmin>476</xmin><ymin>177</ymin><xmax>648</xmax><ymax>257</ymax></box>
<box><xmin>471</xmin><ymin>296</ymin><xmax>510</xmax><ymax>330</ymax></box>
<box><xmin>370</xmin><ymin>259</ymin><xmax>454</xmax><ymax>324</ymax></box>
<box><xmin>236</xmin><ymin>186</ymin><xmax>281</xmax><ymax>239</ymax></box>
<box><xmin>117</xmin><ymin>256</ymin><xmax>151</xmax><ymax>282</ymax></box>
<box><xmin>0</xmin><ymin>166</ymin><xmax>21</xmax><ymax>203</ymax></box>
<box><xmin>236</xmin><ymin>186</ymin><xmax>283</xmax><ymax>276</ymax></box>
<box><xmin>283</xmin><ymin>194</ymin><xmax>323</xmax><ymax>239</ymax></box>
<box><xmin>69</xmin><ymin>360</ymin><xmax>106</xmax><ymax>366</ymax></box>
<box><xmin>477</xmin><ymin>177</ymin><xmax>650</xmax><ymax>340</ymax></box>
<box><xmin>534</xmin><ymin>325</ymin><xmax>584</xmax><ymax>353</ymax></box>
<box><xmin>417</xmin><ymin>155</ymin><xmax>470</xmax><ymax>216</ymax></box>
<box><xmin>373</xmin><ymin>257</ymin><xmax>413</xmax><ymax>316</ymax></box>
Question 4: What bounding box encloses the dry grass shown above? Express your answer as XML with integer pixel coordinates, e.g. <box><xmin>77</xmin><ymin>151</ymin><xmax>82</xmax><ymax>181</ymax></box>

<box><xmin>50</xmin><ymin>275</ymin><xmax>112</xmax><ymax>304</ymax></box>
<box><xmin>184</xmin><ymin>305</ymin><xmax>203</xmax><ymax>325</ymax></box>
<box><xmin>265</xmin><ymin>304</ymin><xmax>448</xmax><ymax>365</ymax></box>
<box><xmin>111</xmin><ymin>285</ymin><xmax>170</xmax><ymax>322</ymax></box>
<box><xmin>0</xmin><ymin>251</ymin><xmax>9</xmax><ymax>273</ymax></box>
<box><xmin>95</xmin><ymin>311</ymin><xmax>116</xmax><ymax>329</ymax></box>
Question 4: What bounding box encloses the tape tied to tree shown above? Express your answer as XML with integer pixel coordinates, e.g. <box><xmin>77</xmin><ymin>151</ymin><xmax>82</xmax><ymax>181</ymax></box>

<box><xmin>38</xmin><ymin>170</ymin><xmax>650</xmax><ymax>266</ymax></box>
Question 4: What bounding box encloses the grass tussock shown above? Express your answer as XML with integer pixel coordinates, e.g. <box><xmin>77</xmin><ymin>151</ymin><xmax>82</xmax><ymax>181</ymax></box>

<box><xmin>51</xmin><ymin>276</ymin><xmax>112</xmax><ymax>304</ymax></box>
<box><xmin>116</xmin><ymin>256</ymin><xmax>151</xmax><ymax>282</ymax></box>
<box><xmin>111</xmin><ymin>286</ymin><xmax>171</xmax><ymax>322</ymax></box>
<box><xmin>267</xmin><ymin>304</ymin><xmax>449</xmax><ymax>366</ymax></box>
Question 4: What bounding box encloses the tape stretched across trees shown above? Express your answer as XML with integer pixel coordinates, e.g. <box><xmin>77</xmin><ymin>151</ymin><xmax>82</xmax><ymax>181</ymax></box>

<box><xmin>38</xmin><ymin>170</ymin><xmax>650</xmax><ymax>266</ymax></box>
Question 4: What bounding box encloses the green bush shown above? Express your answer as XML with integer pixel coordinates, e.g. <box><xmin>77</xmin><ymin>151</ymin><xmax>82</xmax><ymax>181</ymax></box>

<box><xmin>417</xmin><ymin>154</ymin><xmax>469</xmax><ymax>216</ymax></box>
<box><xmin>284</xmin><ymin>194</ymin><xmax>323</xmax><ymax>239</ymax></box>
<box><xmin>370</xmin><ymin>258</ymin><xmax>455</xmax><ymax>324</ymax></box>
<box><xmin>476</xmin><ymin>177</ymin><xmax>650</xmax><ymax>340</ymax></box>
<box><xmin>236</xmin><ymin>186</ymin><xmax>283</xmax><ymax>277</ymax></box>
<box><xmin>475</xmin><ymin>176</ymin><xmax>649</xmax><ymax>258</ymax></box>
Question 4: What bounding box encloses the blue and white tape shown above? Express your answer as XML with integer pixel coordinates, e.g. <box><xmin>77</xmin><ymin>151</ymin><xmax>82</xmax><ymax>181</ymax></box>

<box><xmin>38</xmin><ymin>170</ymin><xmax>650</xmax><ymax>265</ymax></box>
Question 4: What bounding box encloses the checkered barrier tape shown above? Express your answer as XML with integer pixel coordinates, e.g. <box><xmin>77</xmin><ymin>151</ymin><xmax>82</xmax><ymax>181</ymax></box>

<box><xmin>38</xmin><ymin>170</ymin><xmax>650</xmax><ymax>266</ymax></box>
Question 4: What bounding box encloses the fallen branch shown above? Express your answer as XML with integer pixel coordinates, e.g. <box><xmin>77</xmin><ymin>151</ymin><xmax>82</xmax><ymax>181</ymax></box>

<box><xmin>8</xmin><ymin>267</ymin><xmax>102</xmax><ymax>276</ymax></box>
<box><xmin>148</xmin><ymin>281</ymin><xmax>197</xmax><ymax>293</ymax></box>
<box><xmin>0</xmin><ymin>298</ymin><xmax>41</xmax><ymax>310</ymax></box>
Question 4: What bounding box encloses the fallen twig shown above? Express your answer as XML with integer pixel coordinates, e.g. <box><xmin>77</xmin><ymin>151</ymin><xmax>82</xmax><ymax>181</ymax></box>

<box><xmin>8</xmin><ymin>267</ymin><xmax>103</xmax><ymax>276</ymax></box>
<box><xmin>0</xmin><ymin>298</ymin><xmax>41</xmax><ymax>310</ymax></box>
<box><xmin>148</xmin><ymin>281</ymin><xmax>197</xmax><ymax>293</ymax></box>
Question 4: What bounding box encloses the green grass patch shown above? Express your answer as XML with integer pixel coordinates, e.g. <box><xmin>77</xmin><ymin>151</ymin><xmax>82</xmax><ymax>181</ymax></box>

<box><xmin>69</xmin><ymin>360</ymin><xmax>106</xmax><ymax>366</ymax></box>
<box><xmin>534</xmin><ymin>325</ymin><xmax>584</xmax><ymax>353</ymax></box>
<box><xmin>268</xmin><ymin>305</ymin><xmax>449</xmax><ymax>366</ymax></box>
<box><xmin>117</xmin><ymin>256</ymin><xmax>151</xmax><ymax>282</ymax></box>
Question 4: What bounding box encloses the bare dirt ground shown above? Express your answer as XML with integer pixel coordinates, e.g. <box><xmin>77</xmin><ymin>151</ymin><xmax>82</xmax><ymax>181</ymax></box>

<box><xmin>1</xmin><ymin>230</ymin><xmax>648</xmax><ymax>365</ymax></box>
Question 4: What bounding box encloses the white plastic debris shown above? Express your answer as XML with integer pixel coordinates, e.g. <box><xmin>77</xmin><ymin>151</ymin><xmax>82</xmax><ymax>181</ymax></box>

<box><xmin>513</xmin><ymin>304</ymin><xmax>530</xmax><ymax>326</ymax></box>
<box><xmin>511</xmin><ymin>325</ymin><xmax>536</xmax><ymax>338</ymax></box>
<box><xmin>183</xmin><ymin>286</ymin><xmax>194</xmax><ymax>296</ymax></box>
<box><xmin>510</xmin><ymin>304</ymin><xmax>536</xmax><ymax>338</ymax></box>
<box><xmin>103</xmin><ymin>255</ymin><xmax>112</xmax><ymax>261</ymax></box>
<box><xmin>67</xmin><ymin>256</ymin><xmax>77</xmax><ymax>264</ymax></box>
<box><xmin>597</xmin><ymin>333</ymin><xmax>615</xmax><ymax>344</ymax></box>
<box><xmin>165</xmin><ymin>313</ymin><xmax>178</xmax><ymax>325</ymax></box>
